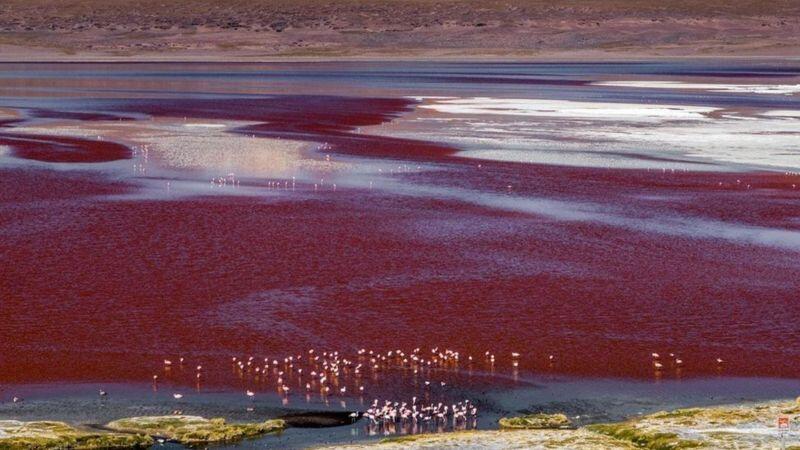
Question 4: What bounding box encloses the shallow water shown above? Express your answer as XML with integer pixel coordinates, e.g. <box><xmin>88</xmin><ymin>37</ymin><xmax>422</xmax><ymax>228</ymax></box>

<box><xmin>0</xmin><ymin>60</ymin><xmax>799</xmax><ymax>447</ymax></box>
<box><xmin>4</xmin><ymin>376</ymin><xmax>799</xmax><ymax>449</ymax></box>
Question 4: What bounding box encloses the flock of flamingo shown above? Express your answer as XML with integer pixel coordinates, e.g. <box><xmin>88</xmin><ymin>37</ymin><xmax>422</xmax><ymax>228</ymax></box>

<box><xmin>155</xmin><ymin>347</ymin><xmax>494</xmax><ymax>401</ymax></box>
<box><xmin>361</xmin><ymin>397</ymin><xmax>479</xmax><ymax>435</ymax></box>
<box><xmin>153</xmin><ymin>347</ymin><xmax>727</xmax><ymax>398</ymax></box>
<box><xmin>151</xmin><ymin>347</ymin><xmax>493</xmax><ymax>434</ymax></box>
<box><xmin>126</xmin><ymin>346</ymin><xmax>731</xmax><ymax>435</ymax></box>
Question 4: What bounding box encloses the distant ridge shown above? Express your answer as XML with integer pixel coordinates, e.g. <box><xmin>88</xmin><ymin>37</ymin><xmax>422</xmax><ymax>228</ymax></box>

<box><xmin>1</xmin><ymin>0</ymin><xmax>799</xmax><ymax>59</ymax></box>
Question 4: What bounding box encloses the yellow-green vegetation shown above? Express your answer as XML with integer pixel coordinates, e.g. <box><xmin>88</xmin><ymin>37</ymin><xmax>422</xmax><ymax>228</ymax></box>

<box><xmin>105</xmin><ymin>415</ymin><xmax>285</xmax><ymax>445</ymax></box>
<box><xmin>0</xmin><ymin>420</ymin><xmax>153</xmax><ymax>450</ymax></box>
<box><xmin>587</xmin><ymin>423</ymin><xmax>703</xmax><ymax>450</ymax></box>
<box><xmin>783</xmin><ymin>398</ymin><xmax>800</xmax><ymax>415</ymax></box>
<box><xmin>498</xmin><ymin>413</ymin><xmax>572</xmax><ymax>429</ymax></box>
<box><xmin>588</xmin><ymin>398</ymin><xmax>800</xmax><ymax>450</ymax></box>
<box><xmin>317</xmin><ymin>428</ymin><xmax>636</xmax><ymax>449</ymax></box>
<box><xmin>379</xmin><ymin>433</ymin><xmax>436</xmax><ymax>444</ymax></box>
<box><xmin>316</xmin><ymin>398</ymin><xmax>800</xmax><ymax>449</ymax></box>
<box><xmin>646</xmin><ymin>407</ymin><xmax>757</xmax><ymax>425</ymax></box>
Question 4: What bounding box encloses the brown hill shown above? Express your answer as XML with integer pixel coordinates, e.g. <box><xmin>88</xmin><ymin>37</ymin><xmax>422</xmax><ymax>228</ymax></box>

<box><xmin>1</xmin><ymin>0</ymin><xmax>799</xmax><ymax>59</ymax></box>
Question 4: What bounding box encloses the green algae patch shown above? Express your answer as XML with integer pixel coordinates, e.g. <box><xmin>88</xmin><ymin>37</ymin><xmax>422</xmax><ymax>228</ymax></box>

<box><xmin>0</xmin><ymin>420</ymin><xmax>153</xmax><ymax>450</ymax></box>
<box><xmin>379</xmin><ymin>433</ymin><xmax>441</xmax><ymax>444</ymax></box>
<box><xmin>648</xmin><ymin>407</ymin><xmax>756</xmax><ymax>426</ymax></box>
<box><xmin>315</xmin><ymin>399</ymin><xmax>800</xmax><ymax>449</ymax></box>
<box><xmin>105</xmin><ymin>416</ymin><xmax>285</xmax><ymax>445</ymax></box>
<box><xmin>499</xmin><ymin>413</ymin><xmax>572</xmax><ymax>430</ymax></box>
<box><xmin>376</xmin><ymin>431</ymin><xmax>485</xmax><ymax>444</ymax></box>
<box><xmin>648</xmin><ymin>409</ymin><xmax>703</xmax><ymax>420</ymax></box>
<box><xmin>317</xmin><ymin>428</ymin><xmax>637</xmax><ymax>449</ymax></box>
<box><xmin>588</xmin><ymin>423</ymin><xmax>703</xmax><ymax>450</ymax></box>
<box><xmin>782</xmin><ymin>398</ymin><xmax>800</xmax><ymax>414</ymax></box>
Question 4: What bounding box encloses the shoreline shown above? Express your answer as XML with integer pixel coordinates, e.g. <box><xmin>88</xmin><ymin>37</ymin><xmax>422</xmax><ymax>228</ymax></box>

<box><xmin>2</xmin><ymin>375</ymin><xmax>799</xmax><ymax>448</ymax></box>
<box><xmin>2</xmin><ymin>387</ymin><xmax>798</xmax><ymax>449</ymax></box>
<box><xmin>2</xmin><ymin>48</ymin><xmax>800</xmax><ymax>63</ymax></box>
<box><xmin>318</xmin><ymin>395</ymin><xmax>800</xmax><ymax>449</ymax></box>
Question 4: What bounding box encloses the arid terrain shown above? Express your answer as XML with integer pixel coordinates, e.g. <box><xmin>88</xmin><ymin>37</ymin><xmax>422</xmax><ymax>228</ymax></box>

<box><xmin>1</xmin><ymin>0</ymin><xmax>799</xmax><ymax>59</ymax></box>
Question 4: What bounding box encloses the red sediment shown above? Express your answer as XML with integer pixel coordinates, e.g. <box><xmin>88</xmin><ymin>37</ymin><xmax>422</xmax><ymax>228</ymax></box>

<box><xmin>0</xmin><ymin>168</ymin><xmax>134</xmax><ymax>203</ymax></box>
<box><xmin>0</xmin><ymin>94</ymin><xmax>799</xmax><ymax>390</ymax></box>
<box><xmin>450</xmin><ymin>160</ymin><xmax>800</xmax><ymax>231</ymax></box>
<box><xmin>1</xmin><ymin>165</ymin><xmax>799</xmax><ymax>385</ymax></box>
<box><xmin>0</xmin><ymin>133</ymin><xmax>131</xmax><ymax>163</ymax></box>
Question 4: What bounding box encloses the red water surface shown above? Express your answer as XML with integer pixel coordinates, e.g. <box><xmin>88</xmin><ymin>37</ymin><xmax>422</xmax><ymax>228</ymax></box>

<box><xmin>1</xmin><ymin>95</ymin><xmax>800</xmax><ymax>389</ymax></box>
<box><xmin>0</xmin><ymin>133</ymin><xmax>131</xmax><ymax>163</ymax></box>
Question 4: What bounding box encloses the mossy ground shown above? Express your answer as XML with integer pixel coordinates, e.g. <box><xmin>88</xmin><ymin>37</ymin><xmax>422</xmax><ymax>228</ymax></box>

<box><xmin>105</xmin><ymin>415</ymin><xmax>285</xmax><ymax>445</ymax></box>
<box><xmin>379</xmin><ymin>433</ymin><xmax>439</xmax><ymax>444</ymax></box>
<box><xmin>3</xmin><ymin>398</ymin><xmax>798</xmax><ymax>449</ymax></box>
<box><xmin>0</xmin><ymin>420</ymin><xmax>153</xmax><ymax>450</ymax></box>
<box><xmin>318</xmin><ymin>398</ymin><xmax>800</xmax><ymax>449</ymax></box>
<box><xmin>320</xmin><ymin>428</ymin><xmax>635</xmax><ymax>449</ymax></box>
<box><xmin>498</xmin><ymin>413</ymin><xmax>572</xmax><ymax>430</ymax></box>
<box><xmin>588</xmin><ymin>398</ymin><xmax>800</xmax><ymax>450</ymax></box>
<box><xmin>587</xmin><ymin>423</ymin><xmax>703</xmax><ymax>450</ymax></box>
<box><xmin>646</xmin><ymin>407</ymin><xmax>757</xmax><ymax>426</ymax></box>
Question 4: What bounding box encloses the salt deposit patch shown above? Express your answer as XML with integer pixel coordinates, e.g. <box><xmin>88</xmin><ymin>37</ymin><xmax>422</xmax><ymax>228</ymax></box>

<box><xmin>761</xmin><ymin>110</ymin><xmax>800</xmax><ymax>118</ymax></box>
<box><xmin>418</xmin><ymin>97</ymin><xmax>717</xmax><ymax>122</ymax></box>
<box><xmin>183</xmin><ymin>123</ymin><xmax>227</xmax><ymax>128</ymax></box>
<box><xmin>408</xmin><ymin>97</ymin><xmax>800</xmax><ymax>170</ymax></box>
<box><xmin>594</xmin><ymin>81</ymin><xmax>800</xmax><ymax>95</ymax></box>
